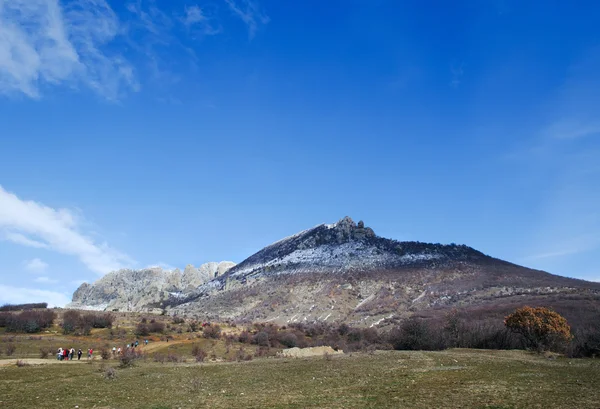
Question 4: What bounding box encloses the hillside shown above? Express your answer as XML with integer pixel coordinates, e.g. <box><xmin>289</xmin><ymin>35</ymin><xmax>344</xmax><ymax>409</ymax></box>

<box><xmin>70</xmin><ymin>217</ymin><xmax>600</xmax><ymax>327</ymax></box>
<box><xmin>167</xmin><ymin>217</ymin><xmax>600</xmax><ymax>326</ymax></box>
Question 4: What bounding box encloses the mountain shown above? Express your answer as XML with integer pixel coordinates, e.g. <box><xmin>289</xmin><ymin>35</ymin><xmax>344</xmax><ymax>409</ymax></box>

<box><xmin>67</xmin><ymin>261</ymin><xmax>235</xmax><ymax>312</ymax></box>
<box><xmin>68</xmin><ymin>217</ymin><xmax>600</xmax><ymax>328</ymax></box>
<box><xmin>167</xmin><ymin>217</ymin><xmax>600</xmax><ymax>327</ymax></box>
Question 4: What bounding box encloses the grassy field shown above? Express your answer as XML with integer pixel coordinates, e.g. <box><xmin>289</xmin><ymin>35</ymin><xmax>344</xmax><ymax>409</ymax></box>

<box><xmin>0</xmin><ymin>348</ymin><xmax>599</xmax><ymax>409</ymax></box>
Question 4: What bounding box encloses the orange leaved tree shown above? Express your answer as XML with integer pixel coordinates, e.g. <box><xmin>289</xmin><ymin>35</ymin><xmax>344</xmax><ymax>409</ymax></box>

<box><xmin>504</xmin><ymin>306</ymin><xmax>572</xmax><ymax>352</ymax></box>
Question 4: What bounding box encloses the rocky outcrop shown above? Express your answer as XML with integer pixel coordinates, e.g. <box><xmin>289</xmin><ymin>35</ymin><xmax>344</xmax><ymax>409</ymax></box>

<box><xmin>67</xmin><ymin>261</ymin><xmax>235</xmax><ymax>312</ymax></box>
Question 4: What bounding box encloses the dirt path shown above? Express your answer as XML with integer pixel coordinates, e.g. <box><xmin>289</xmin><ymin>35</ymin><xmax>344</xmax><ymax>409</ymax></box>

<box><xmin>0</xmin><ymin>358</ymin><xmax>89</xmax><ymax>367</ymax></box>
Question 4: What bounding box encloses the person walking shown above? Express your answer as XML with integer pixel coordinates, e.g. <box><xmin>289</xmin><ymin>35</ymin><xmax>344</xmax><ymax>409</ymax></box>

<box><xmin>57</xmin><ymin>348</ymin><xmax>63</xmax><ymax>361</ymax></box>
<box><xmin>70</xmin><ymin>348</ymin><xmax>75</xmax><ymax>360</ymax></box>
<box><xmin>112</xmin><ymin>346</ymin><xmax>116</xmax><ymax>356</ymax></box>
<box><xmin>63</xmin><ymin>348</ymin><xmax>68</xmax><ymax>361</ymax></box>
<box><xmin>77</xmin><ymin>349</ymin><xmax>82</xmax><ymax>360</ymax></box>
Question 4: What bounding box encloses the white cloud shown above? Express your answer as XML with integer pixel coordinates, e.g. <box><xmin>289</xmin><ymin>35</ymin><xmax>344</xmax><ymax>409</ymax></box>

<box><xmin>34</xmin><ymin>276</ymin><xmax>58</xmax><ymax>284</ymax></box>
<box><xmin>183</xmin><ymin>5</ymin><xmax>221</xmax><ymax>35</ymax></box>
<box><xmin>224</xmin><ymin>0</ymin><xmax>269</xmax><ymax>39</ymax></box>
<box><xmin>3</xmin><ymin>231</ymin><xmax>48</xmax><ymax>248</ymax></box>
<box><xmin>0</xmin><ymin>0</ymin><xmax>139</xmax><ymax>100</ymax></box>
<box><xmin>0</xmin><ymin>185</ymin><xmax>133</xmax><ymax>275</ymax></box>
<box><xmin>24</xmin><ymin>258</ymin><xmax>49</xmax><ymax>273</ymax></box>
<box><xmin>0</xmin><ymin>284</ymin><xmax>70</xmax><ymax>307</ymax></box>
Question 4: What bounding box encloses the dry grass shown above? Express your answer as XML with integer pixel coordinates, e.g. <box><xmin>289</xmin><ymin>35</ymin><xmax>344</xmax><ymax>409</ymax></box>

<box><xmin>0</xmin><ymin>349</ymin><xmax>598</xmax><ymax>408</ymax></box>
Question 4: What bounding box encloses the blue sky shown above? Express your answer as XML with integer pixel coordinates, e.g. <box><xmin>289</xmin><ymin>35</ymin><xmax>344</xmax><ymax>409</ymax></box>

<box><xmin>1</xmin><ymin>0</ymin><xmax>599</xmax><ymax>306</ymax></box>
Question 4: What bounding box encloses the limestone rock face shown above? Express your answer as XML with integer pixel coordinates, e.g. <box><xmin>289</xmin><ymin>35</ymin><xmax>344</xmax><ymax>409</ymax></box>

<box><xmin>67</xmin><ymin>261</ymin><xmax>235</xmax><ymax>312</ymax></box>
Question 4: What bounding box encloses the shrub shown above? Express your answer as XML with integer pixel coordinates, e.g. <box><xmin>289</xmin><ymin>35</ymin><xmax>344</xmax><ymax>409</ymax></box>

<box><xmin>253</xmin><ymin>331</ymin><xmax>270</xmax><ymax>347</ymax></box>
<box><xmin>0</xmin><ymin>303</ymin><xmax>48</xmax><ymax>312</ymax></box>
<box><xmin>172</xmin><ymin>316</ymin><xmax>185</xmax><ymax>324</ymax></box>
<box><xmin>135</xmin><ymin>323</ymin><xmax>149</xmax><ymax>336</ymax></box>
<box><xmin>119</xmin><ymin>349</ymin><xmax>142</xmax><ymax>368</ymax></box>
<box><xmin>104</xmin><ymin>367</ymin><xmax>117</xmax><ymax>380</ymax></box>
<box><xmin>2</xmin><ymin>310</ymin><xmax>56</xmax><ymax>333</ymax></box>
<box><xmin>148</xmin><ymin>322</ymin><xmax>165</xmax><ymax>333</ymax></box>
<box><xmin>166</xmin><ymin>353</ymin><xmax>180</xmax><ymax>363</ymax></box>
<box><xmin>388</xmin><ymin>318</ymin><xmax>442</xmax><ymax>351</ymax></box>
<box><xmin>191</xmin><ymin>344</ymin><xmax>207</xmax><ymax>362</ymax></box>
<box><xmin>202</xmin><ymin>324</ymin><xmax>221</xmax><ymax>339</ymax></box>
<box><xmin>278</xmin><ymin>332</ymin><xmax>298</xmax><ymax>348</ymax></box>
<box><xmin>338</xmin><ymin>323</ymin><xmax>350</xmax><ymax>336</ymax></box>
<box><xmin>100</xmin><ymin>347</ymin><xmax>111</xmax><ymax>360</ymax></box>
<box><xmin>16</xmin><ymin>360</ymin><xmax>29</xmax><ymax>367</ymax></box>
<box><xmin>238</xmin><ymin>330</ymin><xmax>252</xmax><ymax>344</ymax></box>
<box><xmin>569</xmin><ymin>324</ymin><xmax>600</xmax><ymax>358</ymax></box>
<box><xmin>504</xmin><ymin>306</ymin><xmax>573</xmax><ymax>352</ymax></box>
<box><xmin>5</xmin><ymin>344</ymin><xmax>16</xmax><ymax>356</ymax></box>
<box><xmin>39</xmin><ymin>348</ymin><xmax>51</xmax><ymax>359</ymax></box>
<box><xmin>153</xmin><ymin>353</ymin><xmax>166</xmax><ymax>364</ymax></box>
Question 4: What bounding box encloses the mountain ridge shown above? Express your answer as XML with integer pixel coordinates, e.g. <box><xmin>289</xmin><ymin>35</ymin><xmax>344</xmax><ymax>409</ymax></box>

<box><xmin>69</xmin><ymin>217</ymin><xmax>600</xmax><ymax>327</ymax></box>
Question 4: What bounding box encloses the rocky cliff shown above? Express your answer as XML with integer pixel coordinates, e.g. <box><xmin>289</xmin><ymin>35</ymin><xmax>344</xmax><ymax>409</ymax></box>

<box><xmin>67</xmin><ymin>261</ymin><xmax>235</xmax><ymax>312</ymax></box>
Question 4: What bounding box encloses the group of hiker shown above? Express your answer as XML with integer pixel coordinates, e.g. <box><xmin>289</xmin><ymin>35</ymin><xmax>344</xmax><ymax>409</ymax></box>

<box><xmin>56</xmin><ymin>340</ymin><xmax>149</xmax><ymax>361</ymax></box>
<box><xmin>56</xmin><ymin>347</ymin><xmax>91</xmax><ymax>361</ymax></box>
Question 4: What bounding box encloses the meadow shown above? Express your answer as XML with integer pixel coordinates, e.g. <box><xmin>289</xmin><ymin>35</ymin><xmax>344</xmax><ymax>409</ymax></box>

<box><xmin>1</xmin><ymin>348</ymin><xmax>599</xmax><ymax>408</ymax></box>
<box><xmin>1</xmin><ymin>310</ymin><xmax>599</xmax><ymax>408</ymax></box>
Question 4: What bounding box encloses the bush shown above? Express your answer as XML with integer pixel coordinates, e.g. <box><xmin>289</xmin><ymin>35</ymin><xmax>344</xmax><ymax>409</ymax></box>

<box><xmin>148</xmin><ymin>322</ymin><xmax>165</xmax><ymax>333</ymax></box>
<box><xmin>172</xmin><ymin>317</ymin><xmax>185</xmax><ymax>324</ymax></box>
<box><xmin>104</xmin><ymin>367</ymin><xmax>117</xmax><ymax>380</ymax></box>
<box><xmin>135</xmin><ymin>323</ymin><xmax>149</xmax><ymax>336</ymax></box>
<box><xmin>388</xmin><ymin>318</ymin><xmax>442</xmax><ymax>351</ymax></box>
<box><xmin>39</xmin><ymin>348</ymin><xmax>51</xmax><ymax>359</ymax></box>
<box><xmin>0</xmin><ymin>303</ymin><xmax>48</xmax><ymax>312</ymax></box>
<box><xmin>100</xmin><ymin>347</ymin><xmax>111</xmax><ymax>360</ymax></box>
<box><xmin>16</xmin><ymin>360</ymin><xmax>29</xmax><ymax>367</ymax></box>
<box><xmin>202</xmin><ymin>324</ymin><xmax>221</xmax><ymax>339</ymax></box>
<box><xmin>5</xmin><ymin>344</ymin><xmax>16</xmax><ymax>356</ymax></box>
<box><xmin>119</xmin><ymin>349</ymin><xmax>143</xmax><ymax>368</ymax></box>
<box><xmin>253</xmin><ymin>331</ymin><xmax>270</xmax><ymax>347</ymax></box>
<box><xmin>153</xmin><ymin>353</ymin><xmax>166</xmax><ymax>364</ymax></box>
<box><xmin>278</xmin><ymin>332</ymin><xmax>298</xmax><ymax>348</ymax></box>
<box><xmin>238</xmin><ymin>330</ymin><xmax>252</xmax><ymax>344</ymax></box>
<box><xmin>2</xmin><ymin>310</ymin><xmax>56</xmax><ymax>333</ymax></box>
<box><xmin>568</xmin><ymin>324</ymin><xmax>600</xmax><ymax>358</ymax></box>
<box><xmin>191</xmin><ymin>344</ymin><xmax>207</xmax><ymax>362</ymax></box>
<box><xmin>504</xmin><ymin>306</ymin><xmax>573</xmax><ymax>352</ymax></box>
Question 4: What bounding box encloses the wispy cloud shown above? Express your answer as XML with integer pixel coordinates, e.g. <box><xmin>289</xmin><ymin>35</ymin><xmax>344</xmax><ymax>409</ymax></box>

<box><xmin>0</xmin><ymin>0</ymin><xmax>138</xmax><ymax>100</ymax></box>
<box><xmin>0</xmin><ymin>284</ymin><xmax>70</xmax><ymax>307</ymax></box>
<box><xmin>24</xmin><ymin>258</ymin><xmax>49</xmax><ymax>273</ymax></box>
<box><xmin>34</xmin><ymin>276</ymin><xmax>58</xmax><ymax>284</ymax></box>
<box><xmin>0</xmin><ymin>0</ymin><xmax>270</xmax><ymax>99</ymax></box>
<box><xmin>224</xmin><ymin>0</ymin><xmax>269</xmax><ymax>39</ymax></box>
<box><xmin>182</xmin><ymin>5</ymin><xmax>222</xmax><ymax>36</ymax></box>
<box><xmin>0</xmin><ymin>185</ymin><xmax>133</xmax><ymax>275</ymax></box>
<box><xmin>3</xmin><ymin>232</ymin><xmax>48</xmax><ymax>248</ymax></box>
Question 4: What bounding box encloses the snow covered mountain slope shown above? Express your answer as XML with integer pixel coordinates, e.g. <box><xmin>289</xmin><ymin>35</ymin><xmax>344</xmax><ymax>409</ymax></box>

<box><xmin>169</xmin><ymin>217</ymin><xmax>600</xmax><ymax>326</ymax></box>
